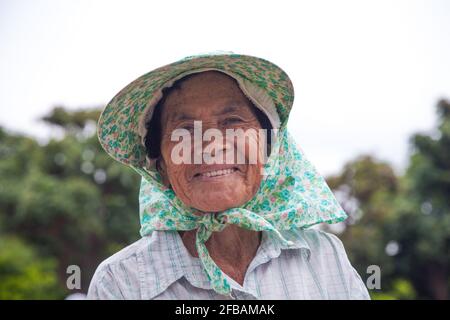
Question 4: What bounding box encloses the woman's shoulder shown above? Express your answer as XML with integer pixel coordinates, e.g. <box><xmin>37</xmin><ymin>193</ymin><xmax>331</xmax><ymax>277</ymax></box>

<box><xmin>96</xmin><ymin>237</ymin><xmax>149</xmax><ymax>270</ymax></box>
<box><xmin>86</xmin><ymin>236</ymin><xmax>151</xmax><ymax>299</ymax></box>
<box><xmin>291</xmin><ymin>228</ymin><xmax>371</xmax><ymax>299</ymax></box>
<box><xmin>290</xmin><ymin>227</ymin><xmax>347</xmax><ymax>253</ymax></box>
<box><xmin>284</xmin><ymin>227</ymin><xmax>351</xmax><ymax>264</ymax></box>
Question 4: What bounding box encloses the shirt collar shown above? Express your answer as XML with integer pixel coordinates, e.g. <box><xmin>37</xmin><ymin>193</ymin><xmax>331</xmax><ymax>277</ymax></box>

<box><xmin>137</xmin><ymin>228</ymin><xmax>311</xmax><ymax>298</ymax></box>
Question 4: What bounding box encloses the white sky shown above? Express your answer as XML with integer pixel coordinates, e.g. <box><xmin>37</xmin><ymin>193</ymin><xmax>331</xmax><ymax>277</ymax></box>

<box><xmin>1</xmin><ymin>0</ymin><xmax>449</xmax><ymax>176</ymax></box>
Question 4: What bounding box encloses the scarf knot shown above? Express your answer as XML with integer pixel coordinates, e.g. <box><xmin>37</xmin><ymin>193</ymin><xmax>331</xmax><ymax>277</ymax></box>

<box><xmin>195</xmin><ymin>212</ymin><xmax>228</xmax><ymax>233</ymax></box>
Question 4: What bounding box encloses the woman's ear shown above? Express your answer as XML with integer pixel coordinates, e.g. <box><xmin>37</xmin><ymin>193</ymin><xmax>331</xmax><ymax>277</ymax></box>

<box><xmin>156</xmin><ymin>158</ymin><xmax>171</xmax><ymax>187</ymax></box>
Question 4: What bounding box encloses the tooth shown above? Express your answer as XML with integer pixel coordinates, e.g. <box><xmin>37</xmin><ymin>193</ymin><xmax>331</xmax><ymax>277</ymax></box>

<box><xmin>199</xmin><ymin>168</ymin><xmax>238</xmax><ymax>178</ymax></box>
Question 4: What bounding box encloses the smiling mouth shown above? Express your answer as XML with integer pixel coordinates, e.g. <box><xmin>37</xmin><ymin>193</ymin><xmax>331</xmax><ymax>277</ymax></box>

<box><xmin>193</xmin><ymin>167</ymin><xmax>239</xmax><ymax>179</ymax></box>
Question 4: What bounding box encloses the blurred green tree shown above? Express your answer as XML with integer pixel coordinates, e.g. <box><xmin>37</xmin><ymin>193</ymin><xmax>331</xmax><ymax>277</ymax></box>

<box><xmin>0</xmin><ymin>236</ymin><xmax>62</xmax><ymax>299</ymax></box>
<box><xmin>0</xmin><ymin>106</ymin><xmax>141</xmax><ymax>296</ymax></box>
<box><xmin>384</xmin><ymin>99</ymin><xmax>450</xmax><ymax>300</ymax></box>
<box><xmin>325</xmin><ymin>99</ymin><xmax>450</xmax><ymax>300</ymax></box>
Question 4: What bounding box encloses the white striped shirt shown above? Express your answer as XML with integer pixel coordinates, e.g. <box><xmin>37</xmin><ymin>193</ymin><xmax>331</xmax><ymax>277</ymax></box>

<box><xmin>87</xmin><ymin>228</ymin><xmax>370</xmax><ymax>300</ymax></box>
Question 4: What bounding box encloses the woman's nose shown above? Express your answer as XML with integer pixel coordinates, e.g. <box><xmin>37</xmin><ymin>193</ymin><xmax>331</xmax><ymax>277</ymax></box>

<box><xmin>189</xmin><ymin>126</ymin><xmax>233</xmax><ymax>164</ymax></box>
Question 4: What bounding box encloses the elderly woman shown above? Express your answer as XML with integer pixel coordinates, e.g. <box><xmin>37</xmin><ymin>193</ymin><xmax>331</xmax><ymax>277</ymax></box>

<box><xmin>88</xmin><ymin>52</ymin><xmax>370</xmax><ymax>300</ymax></box>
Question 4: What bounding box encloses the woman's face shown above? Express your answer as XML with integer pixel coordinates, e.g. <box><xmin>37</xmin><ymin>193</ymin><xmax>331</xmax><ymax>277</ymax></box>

<box><xmin>158</xmin><ymin>71</ymin><xmax>265</xmax><ymax>212</ymax></box>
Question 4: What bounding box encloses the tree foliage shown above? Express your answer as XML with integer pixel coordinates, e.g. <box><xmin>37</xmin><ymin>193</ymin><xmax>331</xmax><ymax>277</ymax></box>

<box><xmin>325</xmin><ymin>99</ymin><xmax>450</xmax><ymax>299</ymax></box>
<box><xmin>0</xmin><ymin>107</ymin><xmax>141</xmax><ymax>298</ymax></box>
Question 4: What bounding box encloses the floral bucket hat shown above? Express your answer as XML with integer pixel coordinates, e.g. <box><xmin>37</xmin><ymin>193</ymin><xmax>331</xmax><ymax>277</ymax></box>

<box><xmin>97</xmin><ymin>51</ymin><xmax>348</xmax><ymax>297</ymax></box>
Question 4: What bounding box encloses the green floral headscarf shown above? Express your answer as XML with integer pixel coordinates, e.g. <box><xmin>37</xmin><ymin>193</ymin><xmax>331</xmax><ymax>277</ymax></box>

<box><xmin>97</xmin><ymin>52</ymin><xmax>348</xmax><ymax>298</ymax></box>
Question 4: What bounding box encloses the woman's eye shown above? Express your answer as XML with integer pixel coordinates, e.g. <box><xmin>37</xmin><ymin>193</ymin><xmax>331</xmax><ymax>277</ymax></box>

<box><xmin>223</xmin><ymin>117</ymin><xmax>243</xmax><ymax>125</ymax></box>
<box><xmin>182</xmin><ymin>125</ymin><xmax>194</xmax><ymax>131</ymax></box>
<box><xmin>177</xmin><ymin>123</ymin><xmax>194</xmax><ymax>131</ymax></box>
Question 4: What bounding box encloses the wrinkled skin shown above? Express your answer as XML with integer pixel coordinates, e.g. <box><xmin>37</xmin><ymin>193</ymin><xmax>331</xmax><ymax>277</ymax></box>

<box><xmin>158</xmin><ymin>71</ymin><xmax>265</xmax><ymax>212</ymax></box>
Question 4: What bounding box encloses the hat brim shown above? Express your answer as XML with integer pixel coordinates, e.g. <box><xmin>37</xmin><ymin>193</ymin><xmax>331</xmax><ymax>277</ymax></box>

<box><xmin>97</xmin><ymin>53</ymin><xmax>295</xmax><ymax>168</ymax></box>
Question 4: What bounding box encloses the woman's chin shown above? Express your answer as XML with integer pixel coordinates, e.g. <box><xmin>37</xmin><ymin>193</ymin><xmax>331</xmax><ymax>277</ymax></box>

<box><xmin>189</xmin><ymin>191</ymin><xmax>249</xmax><ymax>213</ymax></box>
<box><xmin>181</xmin><ymin>172</ymin><xmax>257</xmax><ymax>212</ymax></box>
